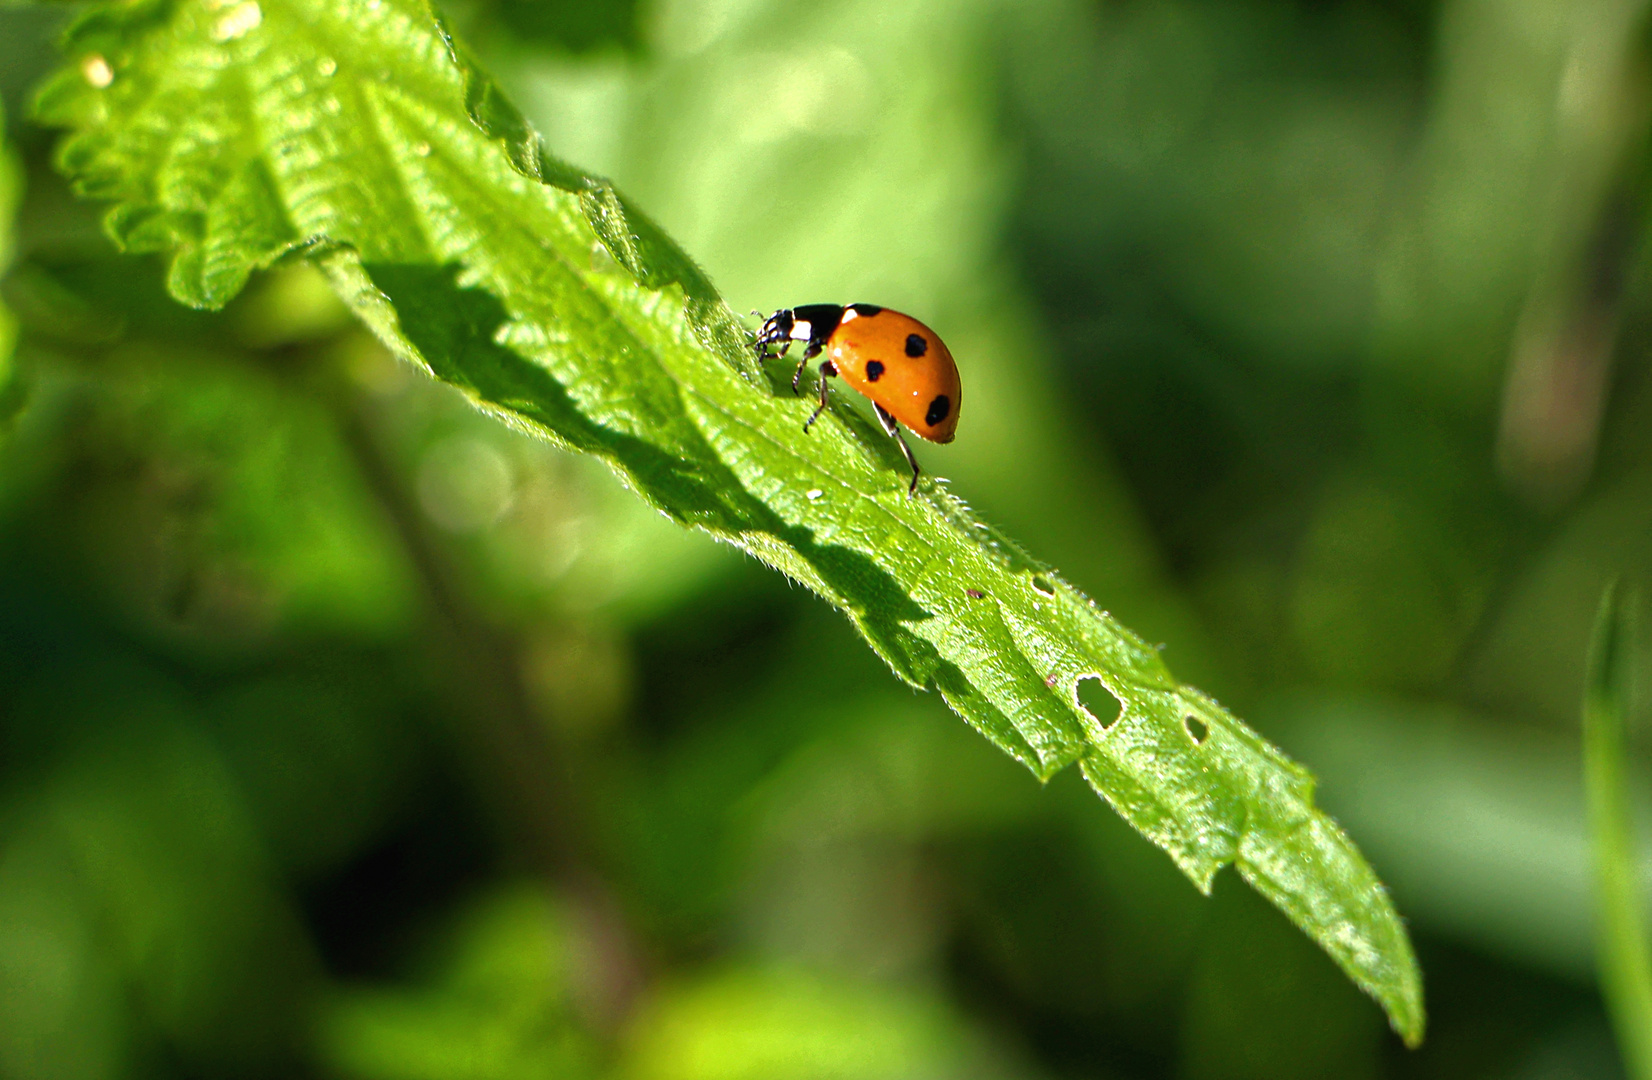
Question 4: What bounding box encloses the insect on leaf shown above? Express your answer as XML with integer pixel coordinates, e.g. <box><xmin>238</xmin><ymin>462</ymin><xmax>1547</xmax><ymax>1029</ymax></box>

<box><xmin>35</xmin><ymin>0</ymin><xmax>1424</xmax><ymax>1043</ymax></box>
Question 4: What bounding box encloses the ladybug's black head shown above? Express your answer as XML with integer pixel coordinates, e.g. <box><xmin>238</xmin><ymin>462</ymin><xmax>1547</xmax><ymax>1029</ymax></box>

<box><xmin>756</xmin><ymin>309</ymin><xmax>795</xmax><ymax>351</ymax></box>
<box><xmin>753</xmin><ymin>305</ymin><xmax>846</xmax><ymax>359</ymax></box>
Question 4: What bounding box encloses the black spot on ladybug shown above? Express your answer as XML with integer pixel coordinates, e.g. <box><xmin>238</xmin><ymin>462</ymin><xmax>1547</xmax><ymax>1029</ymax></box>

<box><xmin>905</xmin><ymin>333</ymin><xmax>927</xmax><ymax>357</ymax></box>
<box><xmin>864</xmin><ymin>360</ymin><xmax>885</xmax><ymax>381</ymax></box>
<box><xmin>925</xmin><ymin>394</ymin><xmax>950</xmax><ymax>426</ymax></box>
<box><xmin>849</xmin><ymin>303</ymin><xmax>883</xmax><ymax>316</ymax></box>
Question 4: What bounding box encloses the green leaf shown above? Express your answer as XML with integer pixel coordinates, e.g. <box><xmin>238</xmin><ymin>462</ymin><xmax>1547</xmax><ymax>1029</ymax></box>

<box><xmin>1583</xmin><ymin>582</ymin><xmax>1652</xmax><ymax>1080</ymax></box>
<box><xmin>621</xmin><ymin>967</ymin><xmax>1007</xmax><ymax>1080</ymax></box>
<box><xmin>35</xmin><ymin>0</ymin><xmax>1424</xmax><ymax>1042</ymax></box>
<box><xmin>318</xmin><ymin>887</ymin><xmax>597</xmax><ymax>1080</ymax></box>
<box><xmin>0</xmin><ymin>101</ymin><xmax>20</xmax><ymax>376</ymax></box>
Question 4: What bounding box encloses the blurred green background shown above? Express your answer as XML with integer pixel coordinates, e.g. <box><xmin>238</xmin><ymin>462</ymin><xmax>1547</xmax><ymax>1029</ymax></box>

<box><xmin>2</xmin><ymin>0</ymin><xmax>1651</xmax><ymax>1076</ymax></box>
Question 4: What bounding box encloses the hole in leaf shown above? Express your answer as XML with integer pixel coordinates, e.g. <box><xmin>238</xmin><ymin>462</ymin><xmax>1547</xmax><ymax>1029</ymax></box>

<box><xmin>1184</xmin><ymin>715</ymin><xmax>1209</xmax><ymax>745</ymax></box>
<box><xmin>1076</xmin><ymin>675</ymin><xmax>1121</xmax><ymax>729</ymax></box>
<box><xmin>1031</xmin><ymin>576</ymin><xmax>1055</xmax><ymax>596</ymax></box>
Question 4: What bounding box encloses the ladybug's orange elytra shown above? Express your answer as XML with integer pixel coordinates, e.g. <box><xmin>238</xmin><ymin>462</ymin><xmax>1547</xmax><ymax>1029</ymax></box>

<box><xmin>752</xmin><ymin>303</ymin><xmax>961</xmax><ymax>495</ymax></box>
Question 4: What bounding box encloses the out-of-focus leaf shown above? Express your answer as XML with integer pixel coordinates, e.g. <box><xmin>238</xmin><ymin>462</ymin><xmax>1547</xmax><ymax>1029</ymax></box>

<box><xmin>1289</xmin><ymin>477</ymin><xmax>1498</xmax><ymax>688</ymax></box>
<box><xmin>1466</xmin><ymin>467</ymin><xmax>1652</xmax><ymax>726</ymax></box>
<box><xmin>0</xmin><ymin>680</ymin><xmax>313</xmax><ymax>1078</ymax></box>
<box><xmin>208</xmin><ymin>665</ymin><xmax>415</xmax><ymax>876</ymax></box>
<box><xmin>1583</xmin><ymin>583</ymin><xmax>1652</xmax><ymax>1080</ymax></box>
<box><xmin>0</xmin><ymin>102</ymin><xmax>20</xmax><ymax>384</ymax></box>
<box><xmin>36</xmin><ymin>0</ymin><xmax>1423</xmax><ymax>1039</ymax></box>
<box><xmin>30</xmin><ymin>344</ymin><xmax>418</xmax><ymax>644</ymax></box>
<box><xmin>318</xmin><ymin>886</ymin><xmax>596</xmax><ymax>1080</ymax></box>
<box><xmin>0</xmin><ymin>815</ymin><xmax>127</xmax><ymax>1080</ymax></box>
<box><xmin>621</xmin><ymin>967</ymin><xmax>1018</xmax><ymax>1080</ymax></box>
<box><xmin>486</xmin><ymin>0</ymin><xmax>642</xmax><ymax>56</ymax></box>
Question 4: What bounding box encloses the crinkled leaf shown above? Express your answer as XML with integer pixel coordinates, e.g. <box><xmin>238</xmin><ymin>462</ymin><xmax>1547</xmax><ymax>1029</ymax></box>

<box><xmin>35</xmin><ymin>0</ymin><xmax>1424</xmax><ymax>1042</ymax></box>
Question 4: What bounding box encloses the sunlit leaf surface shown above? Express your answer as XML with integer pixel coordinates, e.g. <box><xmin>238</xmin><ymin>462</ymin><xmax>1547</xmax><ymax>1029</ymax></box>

<box><xmin>36</xmin><ymin>0</ymin><xmax>1423</xmax><ymax>1041</ymax></box>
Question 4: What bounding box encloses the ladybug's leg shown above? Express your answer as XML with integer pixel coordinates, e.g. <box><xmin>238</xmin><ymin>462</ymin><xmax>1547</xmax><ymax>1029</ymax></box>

<box><xmin>874</xmin><ymin>403</ymin><xmax>921</xmax><ymax>495</ymax></box>
<box><xmin>803</xmin><ymin>360</ymin><xmax>837</xmax><ymax>433</ymax></box>
<box><xmin>791</xmin><ymin>341</ymin><xmax>822</xmax><ymax>395</ymax></box>
<box><xmin>754</xmin><ymin>332</ymin><xmax>790</xmax><ymax>362</ymax></box>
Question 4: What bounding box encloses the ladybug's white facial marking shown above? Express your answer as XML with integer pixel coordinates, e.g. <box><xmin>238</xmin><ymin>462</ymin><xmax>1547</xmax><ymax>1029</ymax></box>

<box><xmin>789</xmin><ymin>320</ymin><xmax>813</xmax><ymax>341</ymax></box>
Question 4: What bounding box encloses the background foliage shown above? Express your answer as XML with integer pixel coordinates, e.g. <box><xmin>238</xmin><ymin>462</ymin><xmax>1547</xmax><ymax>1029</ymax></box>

<box><xmin>0</xmin><ymin>0</ymin><xmax>1649</xmax><ymax>1077</ymax></box>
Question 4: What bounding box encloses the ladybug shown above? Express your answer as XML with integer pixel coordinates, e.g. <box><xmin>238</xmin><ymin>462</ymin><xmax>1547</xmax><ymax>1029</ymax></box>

<box><xmin>752</xmin><ymin>303</ymin><xmax>960</xmax><ymax>494</ymax></box>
